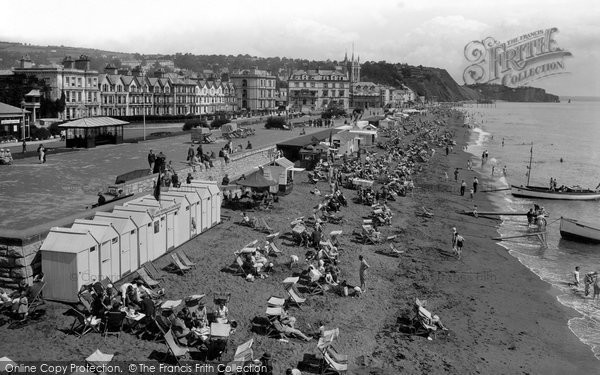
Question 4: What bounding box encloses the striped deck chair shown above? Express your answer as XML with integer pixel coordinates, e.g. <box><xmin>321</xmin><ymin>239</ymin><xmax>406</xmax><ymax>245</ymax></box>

<box><xmin>136</xmin><ymin>268</ymin><xmax>161</xmax><ymax>288</ymax></box>
<box><xmin>170</xmin><ymin>254</ymin><xmax>191</xmax><ymax>275</ymax></box>
<box><xmin>178</xmin><ymin>251</ymin><xmax>197</xmax><ymax>268</ymax></box>
<box><xmin>142</xmin><ymin>262</ymin><xmax>164</xmax><ymax>280</ymax></box>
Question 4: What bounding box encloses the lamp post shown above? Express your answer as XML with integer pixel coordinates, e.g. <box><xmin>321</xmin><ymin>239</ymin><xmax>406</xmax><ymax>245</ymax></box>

<box><xmin>142</xmin><ymin>70</ymin><xmax>146</xmax><ymax>141</ymax></box>
<box><xmin>20</xmin><ymin>100</ymin><xmax>26</xmax><ymax>140</ymax></box>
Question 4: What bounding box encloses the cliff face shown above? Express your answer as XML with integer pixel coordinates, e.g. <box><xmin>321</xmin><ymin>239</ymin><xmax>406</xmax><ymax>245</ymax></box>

<box><xmin>400</xmin><ymin>67</ymin><xmax>480</xmax><ymax>102</ymax></box>
<box><xmin>360</xmin><ymin>62</ymin><xmax>559</xmax><ymax>103</ymax></box>
<box><xmin>465</xmin><ymin>84</ymin><xmax>559</xmax><ymax>102</ymax></box>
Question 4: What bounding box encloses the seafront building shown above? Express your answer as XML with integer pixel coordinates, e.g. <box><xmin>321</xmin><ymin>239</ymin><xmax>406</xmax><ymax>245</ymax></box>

<box><xmin>229</xmin><ymin>68</ymin><xmax>277</xmax><ymax>111</ymax></box>
<box><xmin>1</xmin><ymin>52</ymin><xmax>415</xmax><ymax>122</ymax></box>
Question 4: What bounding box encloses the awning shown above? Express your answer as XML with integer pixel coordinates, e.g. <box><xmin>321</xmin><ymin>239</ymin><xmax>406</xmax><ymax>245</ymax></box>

<box><xmin>236</xmin><ymin>172</ymin><xmax>277</xmax><ymax>188</ymax></box>
<box><xmin>59</xmin><ymin>116</ymin><xmax>129</xmax><ymax>128</ymax></box>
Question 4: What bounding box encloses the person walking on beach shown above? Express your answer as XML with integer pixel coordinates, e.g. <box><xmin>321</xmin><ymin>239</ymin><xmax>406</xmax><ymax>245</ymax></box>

<box><xmin>573</xmin><ymin>266</ymin><xmax>581</xmax><ymax>288</ymax></box>
<box><xmin>473</xmin><ymin>177</ymin><xmax>479</xmax><ymax>193</ymax></box>
<box><xmin>455</xmin><ymin>233</ymin><xmax>464</xmax><ymax>259</ymax></box>
<box><xmin>502</xmin><ymin>138</ymin><xmax>505</xmax><ymax>147</ymax></box>
<box><xmin>359</xmin><ymin>255</ymin><xmax>370</xmax><ymax>293</ymax></box>
<box><xmin>451</xmin><ymin>227</ymin><xmax>458</xmax><ymax>253</ymax></box>
<box><xmin>454</xmin><ymin>168</ymin><xmax>459</xmax><ymax>182</ymax></box>
<box><xmin>491</xmin><ymin>166</ymin><xmax>495</xmax><ymax>176</ymax></box>
<box><xmin>502</xmin><ymin>166</ymin><xmax>507</xmax><ymax>177</ymax></box>
<box><xmin>460</xmin><ymin>180</ymin><xmax>466</xmax><ymax>196</ymax></box>
<box><xmin>467</xmin><ymin>159</ymin><xmax>472</xmax><ymax>170</ymax></box>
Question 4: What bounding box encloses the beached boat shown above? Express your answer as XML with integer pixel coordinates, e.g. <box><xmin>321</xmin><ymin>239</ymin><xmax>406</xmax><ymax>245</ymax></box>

<box><xmin>510</xmin><ymin>185</ymin><xmax>600</xmax><ymax>200</ymax></box>
<box><xmin>510</xmin><ymin>144</ymin><xmax>600</xmax><ymax>200</ymax></box>
<box><xmin>559</xmin><ymin>217</ymin><xmax>600</xmax><ymax>243</ymax></box>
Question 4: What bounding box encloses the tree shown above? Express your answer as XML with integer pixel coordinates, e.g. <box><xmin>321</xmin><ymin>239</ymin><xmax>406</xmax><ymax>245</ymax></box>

<box><xmin>265</xmin><ymin>116</ymin><xmax>286</xmax><ymax>129</ymax></box>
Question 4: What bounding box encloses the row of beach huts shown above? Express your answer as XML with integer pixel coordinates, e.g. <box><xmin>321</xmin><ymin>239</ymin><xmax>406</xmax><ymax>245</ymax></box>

<box><xmin>39</xmin><ymin>181</ymin><xmax>222</xmax><ymax>302</ymax></box>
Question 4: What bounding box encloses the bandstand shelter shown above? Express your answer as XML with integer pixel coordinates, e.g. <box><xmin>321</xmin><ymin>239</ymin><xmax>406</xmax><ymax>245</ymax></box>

<box><xmin>59</xmin><ymin>117</ymin><xmax>128</xmax><ymax>148</ymax></box>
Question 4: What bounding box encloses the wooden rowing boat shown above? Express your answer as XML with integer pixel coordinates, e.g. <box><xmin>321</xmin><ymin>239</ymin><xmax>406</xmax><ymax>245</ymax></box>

<box><xmin>559</xmin><ymin>217</ymin><xmax>600</xmax><ymax>244</ymax></box>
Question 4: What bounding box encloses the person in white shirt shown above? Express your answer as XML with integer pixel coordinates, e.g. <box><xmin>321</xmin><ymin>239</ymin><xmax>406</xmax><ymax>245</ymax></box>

<box><xmin>573</xmin><ymin>266</ymin><xmax>581</xmax><ymax>287</ymax></box>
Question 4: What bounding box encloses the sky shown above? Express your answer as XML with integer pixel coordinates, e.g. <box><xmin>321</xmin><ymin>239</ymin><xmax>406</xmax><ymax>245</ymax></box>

<box><xmin>1</xmin><ymin>0</ymin><xmax>599</xmax><ymax>96</ymax></box>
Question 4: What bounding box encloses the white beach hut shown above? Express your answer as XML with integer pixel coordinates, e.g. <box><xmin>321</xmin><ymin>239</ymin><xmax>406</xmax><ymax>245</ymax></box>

<box><xmin>71</xmin><ymin>219</ymin><xmax>120</xmax><ymax>281</ymax></box>
<box><xmin>40</xmin><ymin>227</ymin><xmax>100</xmax><ymax>302</ymax></box>
<box><xmin>170</xmin><ymin>186</ymin><xmax>210</xmax><ymax>233</ymax></box>
<box><xmin>93</xmin><ymin>212</ymin><xmax>138</xmax><ymax>277</ymax></box>
<box><xmin>190</xmin><ymin>181</ymin><xmax>221</xmax><ymax>226</ymax></box>
<box><xmin>111</xmin><ymin>206</ymin><xmax>155</xmax><ymax>266</ymax></box>
<box><xmin>141</xmin><ymin>195</ymin><xmax>189</xmax><ymax>248</ymax></box>
<box><xmin>125</xmin><ymin>197</ymin><xmax>179</xmax><ymax>254</ymax></box>
<box><xmin>162</xmin><ymin>190</ymin><xmax>201</xmax><ymax>239</ymax></box>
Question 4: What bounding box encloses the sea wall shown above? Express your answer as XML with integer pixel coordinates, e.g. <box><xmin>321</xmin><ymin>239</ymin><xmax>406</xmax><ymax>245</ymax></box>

<box><xmin>0</xmin><ymin>145</ymin><xmax>277</xmax><ymax>289</ymax></box>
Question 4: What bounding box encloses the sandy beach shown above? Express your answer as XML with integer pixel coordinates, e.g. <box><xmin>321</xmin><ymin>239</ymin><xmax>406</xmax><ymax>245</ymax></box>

<box><xmin>0</xmin><ymin>110</ymin><xmax>597</xmax><ymax>374</ymax></box>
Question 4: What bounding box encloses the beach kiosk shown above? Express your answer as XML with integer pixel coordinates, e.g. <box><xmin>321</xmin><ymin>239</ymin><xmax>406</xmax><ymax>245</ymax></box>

<box><xmin>112</xmin><ymin>206</ymin><xmax>155</xmax><ymax>266</ymax></box>
<box><xmin>40</xmin><ymin>227</ymin><xmax>100</xmax><ymax>302</ymax></box>
<box><xmin>59</xmin><ymin>117</ymin><xmax>128</xmax><ymax>148</ymax></box>
<box><xmin>71</xmin><ymin>220</ymin><xmax>120</xmax><ymax>281</ymax></box>
<box><xmin>162</xmin><ymin>191</ymin><xmax>201</xmax><ymax>239</ymax></box>
<box><xmin>262</xmin><ymin>157</ymin><xmax>302</xmax><ymax>194</ymax></box>
<box><xmin>93</xmin><ymin>212</ymin><xmax>138</xmax><ymax>277</ymax></box>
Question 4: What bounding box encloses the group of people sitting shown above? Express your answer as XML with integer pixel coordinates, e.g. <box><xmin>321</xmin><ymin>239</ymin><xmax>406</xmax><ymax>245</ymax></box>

<box><xmin>240</xmin><ymin>246</ymin><xmax>274</xmax><ymax>279</ymax></box>
<box><xmin>0</xmin><ymin>148</ymin><xmax>13</xmax><ymax>165</ymax></box>
<box><xmin>0</xmin><ymin>274</ymin><xmax>44</xmax><ymax>320</ymax></box>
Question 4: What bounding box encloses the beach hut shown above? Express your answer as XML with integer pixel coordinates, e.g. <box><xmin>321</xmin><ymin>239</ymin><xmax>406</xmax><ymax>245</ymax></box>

<box><xmin>125</xmin><ymin>197</ymin><xmax>179</xmax><ymax>254</ymax></box>
<box><xmin>189</xmin><ymin>181</ymin><xmax>221</xmax><ymax>226</ymax></box>
<box><xmin>349</xmin><ymin>128</ymin><xmax>377</xmax><ymax>147</ymax></box>
<box><xmin>93</xmin><ymin>212</ymin><xmax>138</xmax><ymax>277</ymax></box>
<box><xmin>163</xmin><ymin>190</ymin><xmax>201</xmax><ymax>239</ymax></box>
<box><xmin>40</xmin><ymin>227</ymin><xmax>100</xmax><ymax>302</ymax></box>
<box><xmin>171</xmin><ymin>186</ymin><xmax>210</xmax><ymax>233</ymax></box>
<box><xmin>332</xmin><ymin>130</ymin><xmax>359</xmax><ymax>156</ymax></box>
<box><xmin>112</xmin><ymin>206</ymin><xmax>155</xmax><ymax>266</ymax></box>
<box><xmin>146</xmin><ymin>194</ymin><xmax>191</xmax><ymax>247</ymax></box>
<box><xmin>71</xmin><ymin>220</ymin><xmax>120</xmax><ymax>281</ymax></box>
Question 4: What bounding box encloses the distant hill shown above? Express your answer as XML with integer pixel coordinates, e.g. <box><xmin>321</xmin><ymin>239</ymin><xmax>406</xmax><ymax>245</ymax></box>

<box><xmin>466</xmin><ymin>83</ymin><xmax>559</xmax><ymax>102</ymax></box>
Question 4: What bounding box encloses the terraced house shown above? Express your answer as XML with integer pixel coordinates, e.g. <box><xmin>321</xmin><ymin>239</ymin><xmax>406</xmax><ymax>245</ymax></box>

<box><xmin>5</xmin><ymin>55</ymin><xmax>239</xmax><ymax>120</ymax></box>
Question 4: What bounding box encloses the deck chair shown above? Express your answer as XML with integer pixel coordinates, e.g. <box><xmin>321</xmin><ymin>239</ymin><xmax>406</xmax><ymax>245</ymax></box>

<box><xmin>234</xmin><ymin>256</ymin><xmax>250</xmax><ymax>277</ymax></box>
<box><xmin>388</xmin><ymin>243</ymin><xmax>404</xmax><ymax>256</ymax></box>
<box><xmin>267</xmin><ymin>296</ymin><xmax>285</xmax><ymax>307</ymax></box>
<box><xmin>163</xmin><ymin>328</ymin><xmax>190</xmax><ymax>365</ymax></box>
<box><xmin>321</xmin><ymin>346</ymin><xmax>348</xmax><ymax>374</ymax></box>
<box><xmin>286</xmin><ymin>285</ymin><xmax>306</xmax><ymax>308</ymax></box>
<box><xmin>170</xmin><ymin>253</ymin><xmax>191</xmax><ymax>275</ymax></box>
<box><xmin>268</xmin><ymin>242</ymin><xmax>283</xmax><ymax>256</ymax></box>
<box><xmin>142</xmin><ymin>262</ymin><xmax>164</xmax><ymax>280</ymax></box>
<box><xmin>233</xmin><ymin>338</ymin><xmax>254</xmax><ymax>362</ymax></box>
<box><xmin>178</xmin><ymin>251</ymin><xmax>197</xmax><ymax>268</ymax></box>
<box><xmin>69</xmin><ymin>308</ymin><xmax>101</xmax><ymax>338</ymax></box>
<box><xmin>260</xmin><ymin>218</ymin><xmax>275</xmax><ymax>234</ymax></box>
<box><xmin>136</xmin><ymin>268</ymin><xmax>161</xmax><ymax>288</ymax></box>
<box><xmin>25</xmin><ymin>281</ymin><xmax>46</xmax><ymax>315</ymax></box>
<box><xmin>86</xmin><ymin>349</ymin><xmax>114</xmax><ymax>374</ymax></box>
<box><xmin>103</xmin><ymin>311</ymin><xmax>125</xmax><ymax>339</ymax></box>
<box><xmin>78</xmin><ymin>289</ymin><xmax>94</xmax><ymax>313</ymax></box>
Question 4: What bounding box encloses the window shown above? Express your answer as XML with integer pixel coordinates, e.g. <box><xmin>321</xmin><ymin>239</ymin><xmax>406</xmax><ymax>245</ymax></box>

<box><xmin>77</xmin><ymin>78</ymin><xmax>82</xmax><ymax>87</ymax></box>
<box><xmin>322</xmin><ymin>90</ymin><xmax>328</xmax><ymax>96</ymax></box>
<box><xmin>154</xmin><ymin>221</ymin><xmax>160</xmax><ymax>233</ymax></box>
<box><xmin>324</xmin><ymin>83</ymin><xmax>328</xmax><ymax>89</ymax></box>
<box><xmin>90</xmin><ymin>246</ymin><xmax>96</xmax><ymax>252</ymax></box>
<box><xmin>111</xmin><ymin>237</ymin><xmax>118</xmax><ymax>244</ymax></box>
<box><xmin>339</xmin><ymin>90</ymin><xmax>345</xmax><ymax>97</ymax></box>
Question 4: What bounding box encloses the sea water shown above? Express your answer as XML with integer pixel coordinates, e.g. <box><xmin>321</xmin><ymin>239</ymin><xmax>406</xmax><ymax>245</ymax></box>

<box><xmin>461</xmin><ymin>100</ymin><xmax>600</xmax><ymax>360</ymax></box>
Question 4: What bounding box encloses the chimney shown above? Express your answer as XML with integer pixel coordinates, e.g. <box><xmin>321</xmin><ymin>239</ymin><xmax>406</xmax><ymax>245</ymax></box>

<box><xmin>104</xmin><ymin>64</ymin><xmax>118</xmax><ymax>75</ymax></box>
<box><xmin>74</xmin><ymin>55</ymin><xmax>90</xmax><ymax>70</ymax></box>
<box><xmin>20</xmin><ymin>55</ymin><xmax>33</xmax><ymax>69</ymax></box>
<box><xmin>62</xmin><ymin>56</ymin><xmax>75</xmax><ymax>69</ymax></box>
